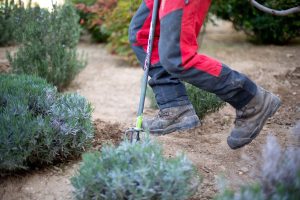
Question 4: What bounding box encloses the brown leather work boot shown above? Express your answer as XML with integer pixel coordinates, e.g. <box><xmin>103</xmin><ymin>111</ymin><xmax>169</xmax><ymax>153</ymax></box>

<box><xmin>227</xmin><ymin>87</ymin><xmax>281</xmax><ymax>149</ymax></box>
<box><xmin>142</xmin><ymin>104</ymin><xmax>200</xmax><ymax>135</ymax></box>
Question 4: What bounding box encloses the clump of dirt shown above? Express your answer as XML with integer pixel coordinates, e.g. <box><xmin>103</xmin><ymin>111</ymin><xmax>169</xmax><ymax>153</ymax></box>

<box><xmin>0</xmin><ymin>60</ymin><xmax>10</xmax><ymax>73</ymax></box>
<box><xmin>273</xmin><ymin>67</ymin><xmax>300</xmax><ymax>127</ymax></box>
<box><xmin>286</xmin><ymin>67</ymin><xmax>300</xmax><ymax>80</ymax></box>
<box><xmin>93</xmin><ymin>119</ymin><xmax>124</xmax><ymax>149</ymax></box>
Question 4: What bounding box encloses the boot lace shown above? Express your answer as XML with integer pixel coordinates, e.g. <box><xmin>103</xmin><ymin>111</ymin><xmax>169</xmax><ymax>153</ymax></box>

<box><xmin>158</xmin><ymin>110</ymin><xmax>170</xmax><ymax>118</ymax></box>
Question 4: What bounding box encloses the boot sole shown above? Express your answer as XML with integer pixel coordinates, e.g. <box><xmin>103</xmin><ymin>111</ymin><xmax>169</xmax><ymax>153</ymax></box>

<box><xmin>228</xmin><ymin>92</ymin><xmax>281</xmax><ymax>150</ymax></box>
<box><xmin>149</xmin><ymin>115</ymin><xmax>200</xmax><ymax>135</ymax></box>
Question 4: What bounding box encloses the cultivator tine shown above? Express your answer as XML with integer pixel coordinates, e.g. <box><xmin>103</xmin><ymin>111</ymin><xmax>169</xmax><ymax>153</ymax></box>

<box><xmin>125</xmin><ymin>128</ymin><xmax>141</xmax><ymax>143</ymax></box>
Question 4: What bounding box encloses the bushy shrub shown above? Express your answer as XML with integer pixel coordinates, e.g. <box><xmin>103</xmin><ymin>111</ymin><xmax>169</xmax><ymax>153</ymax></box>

<box><xmin>146</xmin><ymin>86</ymin><xmax>158</xmax><ymax>109</ymax></box>
<box><xmin>0</xmin><ymin>0</ymin><xmax>18</xmax><ymax>46</ymax></box>
<box><xmin>8</xmin><ymin>3</ymin><xmax>85</xmax><ymax>90</ymax></box>
<box><xmin>147</xmin><ymin>84</ymin><xmax>225</xmax><ymax>119</ymax></box>
<box><xmin>71</xmin><ymin>0</ymin><xmax>97</xmax><ymax>6</ymax></box>
<box><xmin>185</xmin><ymin>84</ymin><xmax>225</xmax><ymax>119</ymax></box>
<box><xmin>71</xmin><ymin>138</ymin><xmax>199</xmax><ymax>200</ymax></box>
<box><xmin>210</xmin><ymin>0</ymin><xmax>300</xmax><ymax>44</ymax></box>
<box><xmin>72</xmin><ymin>0</ymin><xmax>117</xmax><ymax>42</ymax></box>
<box><xmin>0</xmin><ymin>74</ymin><xmax>94</xmax><ymax>172</ymax></box>
<box><xmin>103</xmin><ymin>0</ymin><xmax>141</xmax><ymax>65</ymax></box>
<box><xmin>216</xmin><ymin>130</ymin><xmax>300</xmax><ymax>200</ymax></box>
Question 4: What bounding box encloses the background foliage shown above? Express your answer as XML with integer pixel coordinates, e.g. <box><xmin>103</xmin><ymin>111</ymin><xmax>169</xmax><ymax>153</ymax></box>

<box><xmin>0</xmin><ymin>0</ymin><xmax>19</xmax><ymax>46</ymax></box>
<box><xmin>71</xmin><ymin>0</ymin><xmax>141</xmax><ymax>65</ymax></box>
<box><xmin>8</xmin><ymin>3</ymin><xmax>85</xmax><ymax>90</ymax></box>
<box><xmin>185</xmin><ymin>84</ymin><xmax>225</xmax><ymax>119</ymax></box>
<box><xmin>103</xmin><ymin>0</ymin><xmax>141</xmax><ymax>65</ymax></box>
<box><xmin>0</xmin><ymin>74</ymin><xmax>94</xmax><ymax>172</ymax></box>
<box><xmin>210</xmin><ymin>0</ymin><xmax>300</xmax><ymax>44</ymax></box>
<box><xmin>72</xmin><ymin>0</ymin><xmax>117</xmax><ymax>42</ymax></box>
<box><xmin>72</xmin><ymin>138</ymin><xmax>199</xmax><ymax>200</ymax></box>
<box><xmin>147</xmin><ymin>84</ymin><xmax>225</xmax><ymax>119</ymax></box>
<box><xmin>71</xmin><ymin>0</ymin><xmax>97</xmax><ymax>6</ymax></box>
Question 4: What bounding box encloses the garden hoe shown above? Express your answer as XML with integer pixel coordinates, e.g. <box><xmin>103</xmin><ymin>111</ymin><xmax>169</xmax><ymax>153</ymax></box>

<box><xmin>125</xmin><ymin>0</ymin><xmax>159</xmax><ymax>142</ymax></box>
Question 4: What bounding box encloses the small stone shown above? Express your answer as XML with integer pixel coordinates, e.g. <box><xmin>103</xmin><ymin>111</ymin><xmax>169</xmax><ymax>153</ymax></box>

<box><xmin>202</xmin><ymin>179</ymin><xmax>209</xmax><ymax>184</ymax></box>
<box><xmin>240</xmin><ymin>167</ymin><xmax>249</xmax><ymax>173</ymax></box>
<box><xmin>239</xmin><ymin>171</ymin><xmax>243</xmax><ymax>175</ymax></box>
<box><xmin>286</xmin><ymin>53</ymin><xmax>294</xmax><ymax>58</ymax></box>
<box><xmin>219</xmin><ymin>165</ymin><xmax>226</xmax><ymax>172</ymax></box>
<box><xmin>292</xmin><ymin>92</ymin><xmax>297</xmax><ymax>95</ymax></box>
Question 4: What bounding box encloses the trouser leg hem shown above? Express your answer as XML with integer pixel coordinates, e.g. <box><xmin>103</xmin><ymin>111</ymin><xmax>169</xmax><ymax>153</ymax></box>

<box><xmin>231</xmin><ymin>82</ymin><xmax>258</xmax><ymax>110</ymax></box>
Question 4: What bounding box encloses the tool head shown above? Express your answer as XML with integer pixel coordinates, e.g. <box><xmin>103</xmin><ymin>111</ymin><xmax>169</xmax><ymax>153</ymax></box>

<box><xmin>125</xmin><ymin>127</ymin><xmax>143</xmax><ymax>143</ymax></box>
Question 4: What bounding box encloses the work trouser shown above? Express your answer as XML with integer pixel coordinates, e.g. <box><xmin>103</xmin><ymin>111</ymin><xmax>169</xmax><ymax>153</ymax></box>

<box><xmin>129</xmin><ymin>0</ymin><xmax>257</xmax><ymax>110</ymax></box>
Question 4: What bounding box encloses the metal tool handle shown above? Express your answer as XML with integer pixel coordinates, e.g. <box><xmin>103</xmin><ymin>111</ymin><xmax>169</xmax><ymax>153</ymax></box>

<box><xmin>136</xmin><ymin>0</ymin><xmax>160</xmax><ymax>129</ymax></box>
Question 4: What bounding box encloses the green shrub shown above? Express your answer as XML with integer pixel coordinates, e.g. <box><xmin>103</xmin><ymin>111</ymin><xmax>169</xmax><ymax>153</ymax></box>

<box><xmin>185</xmin><ymin>84</ymin><xmax>225</xmax><ymax>119</ymax></box>
<box><xmin>71</xmin><ymin>138</ymin><xmax>199</xmax><ymax>200</ymax></box>
<box><xmin>103</xmin><ymin>0</ymin><xmax>141</xmax><ymax>65</ymax></box>
<box><xmin>8</xmin><ymin>4</ymin><xmax>85</xmax><ymax>90</ymax></box>
<box><xmin>146</xmin><ymin>86</ymin><xmax>158</xmax><ymax>109</ymax></box>
<box><xmin>216</xmin><ymin>131</ymin><xmax>300</xmax><ymax>200</ymax></box>
<box><xmin>215</xmin><ymin>184</ymin><xmax>264</xmax><ymax>200</ymax></box>
<box><xmin>0</xmin><ymin>74</ymin><xmax>94</xmax><ymax>172</ymax></box>
<box><xmin>72</xmin><ymin>0</ymin><xmax>117</xmax><ymax>43</ymax></box>
<box><xmin>210</xmin><ymin>0</ymin><xmax>300</xmax><ymax>44</ymax></box>
<box><xmin>71</xmin><ymin>0</ymin><xmax>97</xmax><ymax>6</ymax></box>
<box><xmin>147</xmin><ymin>84</ymin><xmax>225</xmax><ymax>119</ymax></box>
<box><xmin>0</xmin><ymin>0</ymin><xmax>18</xmax><ymax>46</ymax></box>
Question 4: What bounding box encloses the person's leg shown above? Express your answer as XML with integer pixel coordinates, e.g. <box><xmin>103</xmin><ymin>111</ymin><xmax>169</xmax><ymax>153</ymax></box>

<box><xmin>129</xmin><ymin>0</ymin><xmax>190</xmax><ymax>109</ymax></box>
<box><xmin>158</xmin><ymin>0</ymin><xmax>257</xmax><ymax>109</ymax></box>
<box><xmin>158</xmin><ymin>0</ymin><xmax>281</xmax><ymax>148</ymax></box>
<box><xmin>129</xmin><ymin>0</ymin><xmax>200</xmax><ymax>133</ymax></box>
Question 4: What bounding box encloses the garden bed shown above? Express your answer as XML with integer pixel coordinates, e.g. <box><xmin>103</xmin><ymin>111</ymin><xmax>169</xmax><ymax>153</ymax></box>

<box><xmin>0</xmin><ymin>21</ymin><xmax>299</xmax><ymax>200</ymax></box>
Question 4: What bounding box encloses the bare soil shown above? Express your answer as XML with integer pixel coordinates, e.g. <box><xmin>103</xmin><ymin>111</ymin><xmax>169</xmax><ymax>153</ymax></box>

<box><xmin>0</xmin><ymin>47</ymin><xmax>13</xmax><ymax>73</ymax></box>
<box><xmin>0</xmin><ymin>21</ymin><xmax>299</xmax><ymax>200</ymax></box>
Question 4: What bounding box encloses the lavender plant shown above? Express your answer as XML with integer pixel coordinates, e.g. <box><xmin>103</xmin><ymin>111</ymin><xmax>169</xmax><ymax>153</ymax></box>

<box><xmin>216</xmin><ymin>124</ymin><xmax>300</xmax><ymax>200</ymax></box>
<box><xmin>0</xmin><ymin>0</ymin><xmax>17</xmax><ymax>46</ymax></box>
<box><xmin>0</xmin><ymin>74</ymin><xmax>93</xmax><ymax>172</ymax></box>
<box><xmin>8</xmin><ymin>3</ymin><xmax>85</xmax><ymax>90</ymax></box>
<box><xmin>185</xmin><ymin>83</ymin><xmax>225</xmax><ymax>119</ymax></box>
<box><xmin>147</xmin><ymin>83</ymin><xmax>225</xmax><ymax>119</ymax></box>
<box><xmin>71</xmin><ymin>138</ymin><xmax>200</xmax><ymax>200</ymax></box>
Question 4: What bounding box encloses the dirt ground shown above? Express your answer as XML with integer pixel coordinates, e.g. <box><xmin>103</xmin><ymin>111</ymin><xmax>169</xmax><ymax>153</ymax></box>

<box><xmin>0</xmin><ymin>21</ymin><xmax>299</xmax><ymax>200</ymax></box>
